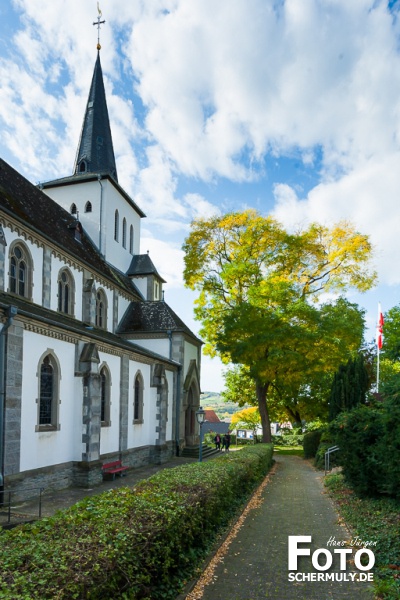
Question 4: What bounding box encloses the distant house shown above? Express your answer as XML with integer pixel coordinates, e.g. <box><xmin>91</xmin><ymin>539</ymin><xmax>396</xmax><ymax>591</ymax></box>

<box><xmin>203</xmin><ymin>409</ymin><xmax>230</xmax><ymax>435</ymax></box>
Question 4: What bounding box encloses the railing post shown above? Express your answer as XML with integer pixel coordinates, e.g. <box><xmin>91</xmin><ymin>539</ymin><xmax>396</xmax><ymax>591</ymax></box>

<box><xmin>324</xmin><ymin>446</ymin><xmax>340</xmax><ymax>475</ymax></box>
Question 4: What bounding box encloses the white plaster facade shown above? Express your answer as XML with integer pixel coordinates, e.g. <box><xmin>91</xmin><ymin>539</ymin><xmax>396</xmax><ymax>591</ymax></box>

<box><xmin>0</xmin><ymin>51</ymin><xmax>202</xmax><ymax>495</ymax></box>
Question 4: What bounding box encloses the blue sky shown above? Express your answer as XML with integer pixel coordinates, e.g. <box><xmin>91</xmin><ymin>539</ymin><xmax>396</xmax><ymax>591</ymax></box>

<box><xmin>1</xmin><ymin>0</ymin><xmax>400</xmax><ymax>392</ymax></box>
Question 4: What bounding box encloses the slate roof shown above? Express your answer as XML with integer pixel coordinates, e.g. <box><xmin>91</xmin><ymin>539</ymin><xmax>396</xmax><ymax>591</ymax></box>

<box><xmin>74</xmin><ymin>52</ymin><xmax>118</xmax><ymax>181</ymax></box>
<box><xmin>127</xmin><ymin>254</ymin><xmax>166</xmax><ymax>282</ymax></box>
<box><xmin>118</xmin><ymin>300</ymin><xmax>202</xmax><ymax>343</ymax></box>
<box><xmin>0</xmin><ymin>292</ymin><xmax>178</xmax><ymax>367</ymax></box>
<box><xmin>0</xmin><ymin>158</ymin><xmax>142</xmax><ymax>299</ymax></box>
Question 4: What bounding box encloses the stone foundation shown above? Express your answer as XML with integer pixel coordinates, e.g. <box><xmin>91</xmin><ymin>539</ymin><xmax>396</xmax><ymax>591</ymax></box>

<box><xmin>4</xmin><ymin>441</ymin><xmax>176</xmax><ymax>497</ymax></box>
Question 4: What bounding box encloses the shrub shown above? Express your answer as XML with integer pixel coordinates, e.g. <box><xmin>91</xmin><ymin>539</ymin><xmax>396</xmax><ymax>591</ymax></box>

<box><xmin>314</xmin><ymin>429</ymin><xmax>341</xmax><ymax>470</ymax></box>
<box><xmin>0</xmin><ymin>445</ymin><xmax>273</xmax><ymax>599</ymax></box>
<box><xmin>330</xmin><ymin>399</ymin><xmax>400</xmax><ymax>498</ymax></box>
<box><xmin>272</xmin><ymin>432</ymin><xmax>303</xmax><ymax>446</ymax></box>
<box><xmin>303</xmin><ymin>429</ymin><xmax>324</xmax><ymax>459</ymax></box>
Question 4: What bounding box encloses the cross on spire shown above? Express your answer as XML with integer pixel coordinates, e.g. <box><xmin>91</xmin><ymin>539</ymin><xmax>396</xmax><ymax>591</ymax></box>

<box><xmin>93</xmin><ymin>3</ymin><xmax>105</xmax><ymax>50</ymax></box>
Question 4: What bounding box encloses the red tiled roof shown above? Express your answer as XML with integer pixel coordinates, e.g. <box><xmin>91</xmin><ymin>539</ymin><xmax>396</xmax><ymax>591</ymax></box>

<box><xmin>205</xmin><ymin>409</ymin><xmax>220</xmax><ymax>423</ymax></box>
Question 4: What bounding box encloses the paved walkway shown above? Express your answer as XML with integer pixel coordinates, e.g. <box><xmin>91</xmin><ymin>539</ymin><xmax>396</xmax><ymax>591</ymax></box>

<box><xmin>187</xmin><ymin>455</ymin><xmax>374</xmax><ymax>600</ymax></box>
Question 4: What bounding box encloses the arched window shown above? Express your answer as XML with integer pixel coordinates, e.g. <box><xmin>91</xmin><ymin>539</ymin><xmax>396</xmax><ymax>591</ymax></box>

<box><xmin>84</xmin><ymin>201</ymin><xmax>92</xmax><ymax>213</ymax></box>
<box><xmin>36</xmin><ymin>353</ymin><xmax>60</xmax><ymax>431</ymax></box>
<box><xmin>133</xmin><ymin>372</ymin><xmax>144</xmax><ymax>423</ymax></box>
<box><xmin>122</xmin><ymin>218</ymin><xmax>127</xmax><ymax>249</ymax></box>
<box><xmin>70</xmin><ymin>203</ymin><xmax>77</xmax><ymax>215</ymax></box>
<box><xmin>79</xmin><ymin>160</ymin><xmax>87</xmax><ymax>173</ymax></box>
<box><xmin>57</xmin><ymin>268</ymin><xmax>75</xmax><ymax>315</ymax></box>
<box><xmin>100</xmin><ymin>366</ymin><xmax>111</xmax><ymax>426</ymax></box>
<box><xmin>129</xmin><ymin>225</ymin><xmax>134</xmax><ymax>254</ymax></box>
<box><xmin>95</xmin><ymin>289</ymin><xmax>107</xmax><ymax>329</ymax></box>
<box><xmin>9</xmin><ymin>242</ymin><xmax>33</xmax><ymax>299</ymax></box>
<box><xmin>114</xmin><ymin>210</ymin><xmax>119</xmax><ymax>242</ymax></box>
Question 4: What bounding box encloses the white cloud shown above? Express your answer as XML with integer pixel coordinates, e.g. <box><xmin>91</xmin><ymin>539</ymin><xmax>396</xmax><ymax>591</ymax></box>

<box><xmin>140</xmin><ymin>235</ymin><xmax>184</xmax><ymax>288</ymax></box>
<box><xmin>2</xmin><ymin>0</ymin><xmax>400</xmax><ymax>386</ymax></box>
<box><xmin>272</xmin><ymin>152</ymin><xmax>400</xmax><ymax>286</ymax></box>
<box><xmin>183</xmin><ymin>193</ymin><xmax>221</xmax><ymax>221</ymax></box>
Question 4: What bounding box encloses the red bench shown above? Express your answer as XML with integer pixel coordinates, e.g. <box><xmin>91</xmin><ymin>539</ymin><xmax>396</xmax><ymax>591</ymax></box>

<box><xmin>102</xmin><ymin>460</ymin><xmax>128</xmax><ymax>480</ymax></box>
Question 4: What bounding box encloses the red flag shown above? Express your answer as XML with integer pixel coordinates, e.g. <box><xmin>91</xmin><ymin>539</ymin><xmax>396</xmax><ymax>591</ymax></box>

<box><xmin>376</xmin><ymin>303</ymin><xmax>384</xmax><ymax>350</ymax></box>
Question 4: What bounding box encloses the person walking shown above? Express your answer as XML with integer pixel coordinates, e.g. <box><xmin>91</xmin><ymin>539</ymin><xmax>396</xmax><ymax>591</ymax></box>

<box><xmin>221</xmin><ymin>435</ymin><xmax>226</xmax><ymax>452</ymax></box>
<box><xmin>225</xmin><ymin>431</ymin><xmax>231</xmax><ymax>452</ymax></box>
<box><xmin>214</xmin><ymin>433</ymin><xmax>221</xmax><ymax>451</ymax></box>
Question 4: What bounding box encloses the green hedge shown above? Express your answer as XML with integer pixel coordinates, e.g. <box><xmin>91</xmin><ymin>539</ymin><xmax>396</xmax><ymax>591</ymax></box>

<box><xmin>0</xmin><ymin>445</ymin><xmax>273</xmax><ymax>599</ymax></box>
<box><xmin>272</xmin><ymin>432</ymin><xmax>304</xmax><ymax>446</ymax></box>
<box><xmin>314</xmin><ymin>429</ymin><xmax>342</xmax><ymax>470</ymax></box>
<box><xmin>330</xmin><ymin>400</ymin><xmax>400</xmax><ymax>498</ymax></box>
<box><xmin>302</xmin><ymin>429</ymin><xmax>324</xmax><ymax>459</ymax></box>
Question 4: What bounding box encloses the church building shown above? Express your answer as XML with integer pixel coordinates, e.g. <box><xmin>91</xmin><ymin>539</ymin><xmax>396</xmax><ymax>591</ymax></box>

<box><xmin>0</xmin><ymin>41</ymin><xmax>202</xmax><ymax>495</ymax></box>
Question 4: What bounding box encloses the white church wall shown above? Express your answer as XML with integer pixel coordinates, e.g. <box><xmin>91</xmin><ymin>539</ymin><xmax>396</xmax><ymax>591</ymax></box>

<box><xmin>102</xmin><ymin>180</ymin><xmax>142</xmax><ymax>273</ymax></box>
<box><xmin>127</xmin><ymin>361</ymin><xmax>153</xmax><ymax>449</ymax></box>
<box><xmin>117</xmin><ymin>294</ymin><xmax>131</xmax><ymax>326</ymax></box>
<box><xmin>132</xmin><ymin>277</ymin><xmax>147</xmax><ymax>299</ymax></box>
<box><xmin>19</xmin><ymin>332</ymin><xmax>81</xmax><ymax>472</ymax></box>
<box><xmin>184</xmin><ymin>340</ymin><xmax>199</xmax><ymax>379</ymax></box>
<box><xmin>129</xmin><ymin>337</ymin><xmax>170</xmax><ymax>359</ymax></box>
<box><xmin>44</xmin><ymin>181</ymin><xmax>102</xmax><ymax>250</ymax></box>
<box><xmin>98</xmin><ymin>351</ymin><xmax>121</xmax><ymax>456</ymax></box>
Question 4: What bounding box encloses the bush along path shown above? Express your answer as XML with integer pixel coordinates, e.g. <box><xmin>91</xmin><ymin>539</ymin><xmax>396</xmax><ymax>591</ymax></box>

<box><xmin>187</xmin><ymin>454</ymin><xmax>373</xmax><ymax>600</ymax></box>
<box><xmin>0</xmin><ymin>445</ymin><xmax>273</xmax><ymax>599</ymax></box>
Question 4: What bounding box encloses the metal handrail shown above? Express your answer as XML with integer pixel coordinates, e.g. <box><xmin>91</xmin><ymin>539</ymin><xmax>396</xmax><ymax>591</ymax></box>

<box><xmin>0</xmin><ymin>486</ymin><xmax>45</xmax><ymax>524</ymax></box>
<box><xmin>325</xmin><ymin>445</ymin><xmax>340</xmax><ymax>475</ymax></box>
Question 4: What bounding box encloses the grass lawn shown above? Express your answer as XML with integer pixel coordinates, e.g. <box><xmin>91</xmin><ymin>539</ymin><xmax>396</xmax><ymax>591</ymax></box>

<box><xmin>273</xmin><ymin>445</ymin><xmax>303</xmax><ymax>456</ymax></box>
<box><xmin>324</xmin><ymin>472</ymin><xmax>400</xmax><ymax>600</ymax></box>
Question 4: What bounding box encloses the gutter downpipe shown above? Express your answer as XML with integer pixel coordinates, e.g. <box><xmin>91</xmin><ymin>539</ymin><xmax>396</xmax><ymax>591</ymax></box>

<box><xmin>0</xmin><ymin>306</ymin><xmax>17</xmax><ymax>498</ymax></box>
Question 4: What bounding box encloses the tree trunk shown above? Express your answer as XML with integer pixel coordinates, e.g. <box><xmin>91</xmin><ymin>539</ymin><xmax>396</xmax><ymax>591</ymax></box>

<box><xmin>285</xmin><ymin>405</ymin><xmax>302</xmax><ymax>427</ymax></box>
<box><xmin>256</xmin><ymin>381</ymin><xmax>272</xmax><ymax>443</ymax></box>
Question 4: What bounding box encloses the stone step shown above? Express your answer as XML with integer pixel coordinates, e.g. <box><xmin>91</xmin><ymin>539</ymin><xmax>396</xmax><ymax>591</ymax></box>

<box><xmin>181</xmin><ymin>444</ymin><xmax>220</xmax><ymax>459</ymax></box>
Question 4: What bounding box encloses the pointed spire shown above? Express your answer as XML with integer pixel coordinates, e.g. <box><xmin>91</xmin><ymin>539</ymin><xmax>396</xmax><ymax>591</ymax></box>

<box><xmin>73</xmin><ymin>52</ymin><xmax>118</xmax><ymax>181</ymax></box>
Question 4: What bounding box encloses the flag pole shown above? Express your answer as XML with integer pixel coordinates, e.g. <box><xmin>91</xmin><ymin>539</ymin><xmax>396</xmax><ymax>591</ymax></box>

<box><xmin>377</xmin><ymin>344</ymin><xmax>380</xmax><ymax>393</ymax></box>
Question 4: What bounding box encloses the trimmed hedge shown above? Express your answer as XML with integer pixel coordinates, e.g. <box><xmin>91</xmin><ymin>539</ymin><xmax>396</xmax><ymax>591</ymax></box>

<box><xmin>302</xmin><ymin>429</ymin><xmax>324</xmax><ymax>459</ymax></box>
<box><xmin>0</xmin><ymin>445</ymin><xmax>273</xmax><ymax>599</ymax></box>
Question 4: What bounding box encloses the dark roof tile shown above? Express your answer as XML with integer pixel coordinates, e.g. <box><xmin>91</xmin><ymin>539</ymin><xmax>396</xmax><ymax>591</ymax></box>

<box><xmin>0</xmin><ymin>158</ymin><xmax>141</xmax><ymax>299</ymax></box>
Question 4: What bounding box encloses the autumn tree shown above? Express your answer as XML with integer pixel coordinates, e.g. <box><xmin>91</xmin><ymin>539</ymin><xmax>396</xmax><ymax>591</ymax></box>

<box><xmin>183</xmin><ymin>210</ymin><xmax>376</xmax><ymax>442</ymax></box>
<box><xmin>231</xmin><ymin>407</ymin><xmax>261</xmax><ymax>440</ymax></box>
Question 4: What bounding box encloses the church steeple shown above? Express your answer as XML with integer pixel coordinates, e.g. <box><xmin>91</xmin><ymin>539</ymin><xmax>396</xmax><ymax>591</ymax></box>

<box><xmin>73</xmin><ymin>51</ymin><xmax>118</xmax><ymax>182</ymax></box>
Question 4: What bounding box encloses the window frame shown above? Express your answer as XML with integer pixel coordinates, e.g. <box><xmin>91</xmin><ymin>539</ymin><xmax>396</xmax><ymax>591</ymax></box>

<box><xmin>114</xmin><ymin>210</ymin><xmax>119</xmax><ymax>242</ymax></box>
<box><xmin>129</xmin><ymin>225</ymin><xmax>134</xmax><ymax>254</ymax></box>
<box><xmin>57</xmin><ymin>268</ymin><xmax>75</xmax><ymax>316</ymax></box>
<box><xmin>133</xmin><ymin>372</ymin><xmax>144</xmax><ymax>424</ymax></box>
<box><xmin>8</xmin><ymin>241</ymin><xmax>33</xmax><ymax>300</ymax></box>
<box><xmin>100</xmin><ymin>365</ymin><xmax>111</xmax><ymax>427</ymax></box>
<box><xmin>95</xmin><ymin>288</ymin><xmax>108</xmax><ymax>330</ymax></box>
<box><xmin>36</xmin><ymin>352</ymin><xmax>61</xmax><ymax>432</ymax></box>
